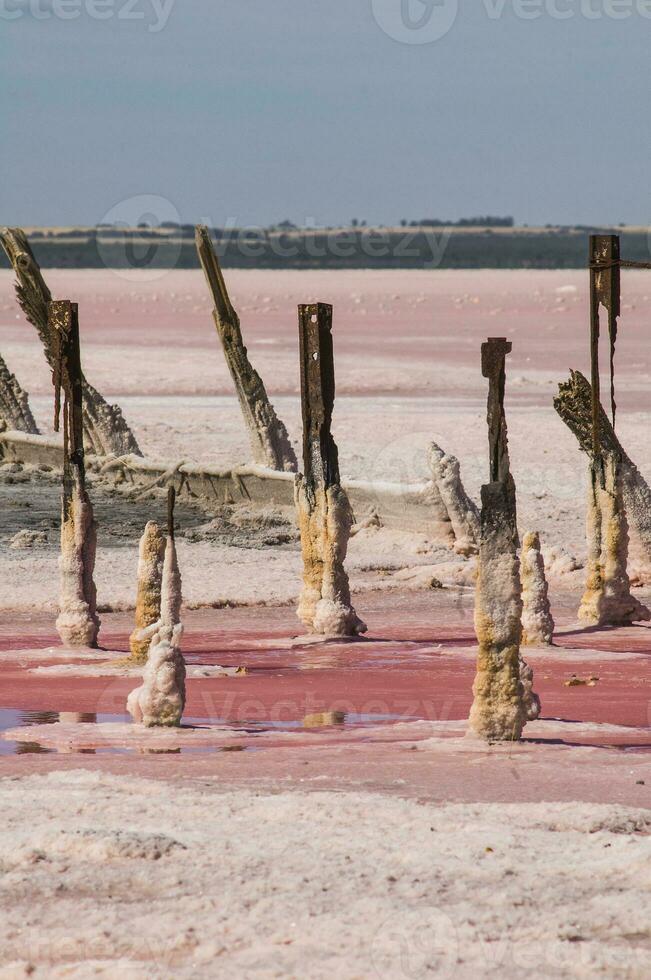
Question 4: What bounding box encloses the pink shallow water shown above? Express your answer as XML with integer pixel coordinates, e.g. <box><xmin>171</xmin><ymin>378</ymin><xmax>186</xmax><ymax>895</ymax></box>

<box><xmin>1</xmin><ymin>594</ymin><xmax>649</xmax><ymax>805</ymax></box>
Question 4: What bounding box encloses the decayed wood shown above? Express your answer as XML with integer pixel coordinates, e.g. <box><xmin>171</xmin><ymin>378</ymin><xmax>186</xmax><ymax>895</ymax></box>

<box><xmin>589</xmin><ymin>234</ymin><xmax>620</xmax><ymax>450</ymax></box>
<box><xmin>0</xmin><ymin>227</ymin><xmax>141</xmax><ymax>457</ymax></box>
<box><xmin>50</xmin><ymin>300</ymin><xmax>100</xmax><ymax>648</ymax></box>
<box><xmin>554</xmin><ymin>371</ymin><xmax>651</xmax><ymax>568</ymax></box>
<box><xmin>298</xmin><ymin>302</ymin><xmax>338</xmax><ymax>491</ymax></box>
<box><xmin>294</xmin><ymin>303</ymin><xmax>366</xmax><ymax>637</ymax></box>
<box><xmin>195</xmin><ymin>225</ymin><xmax>297</xmax><ymax>473</ymax></box>
<box><xmin>0</xmin><ymin>353</ymin><xmax>38</xmax><ymax>433</ymax></box>
<box><xmin>470</xmin><ymin>338</ymin><xmax>538</xmax><ymax>741</ymax></box>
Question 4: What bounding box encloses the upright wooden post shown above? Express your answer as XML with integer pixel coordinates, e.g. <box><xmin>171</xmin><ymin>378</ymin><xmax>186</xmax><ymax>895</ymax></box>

<box><xmin>298</xmin><ymin>303</ymin><xmax>339</xmax><ymax>491</ymax></box>
<box><xmin>579</xmin><ymin>237</ymin><xmax>648</xmax><ymax>625</ymax></box>
<box><xmin>195</xmin><ymin>225</ymin><xmax>297</xmax><ymax>473</ymax></box>
<box><xmin>49</xmin><ymin>301</ymin><xmax>100</xmax><ymax>648</ymax></box>
<box><xmin>589</xmin><ymin>234</ymin><xmax>620</xmax><ymax>455</ymax></box>
<box><xmin>294</xmin><ymin>304</ymin><xmax>366</xmax><ymax>638</ymax></box>
<box><xmin>469</xmin><ymin>338</ymin><xmax>537</xmax><ymax>740</ymax></box>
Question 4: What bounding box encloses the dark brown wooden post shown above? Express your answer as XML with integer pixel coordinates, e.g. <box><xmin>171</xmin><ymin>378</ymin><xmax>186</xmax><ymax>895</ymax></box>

<box><xmin>481</xmin><ymin>337</ymin><xmax>512</xmax><ymax>486</ymax></box>
<box><xmin>50</xmin><ymin>301</ymin><xmax>85</xmax><ymax>493</ymax></box>
<box><xmin>589</xmin><ymin>234</ymin><xmax>620</xmax><ymax>458</ymax></box>
<box><xmin>167</xmin><ymin>485</ymin><xmax>176</xmax><ymax>541</ymax></box>
<box><xmin>298</xmin><ymin>302</ymin><xmax>339</xmax><ymax>492</ymax></box>
<box><xmin>294</xmin><ymin>302</ymin><xmax>366</xmax><ymax>637</ymax></box>
<box><xmin>48</xmin><ymin>299</ymin><xmax>100</xmax><ymax>648</ymax></box>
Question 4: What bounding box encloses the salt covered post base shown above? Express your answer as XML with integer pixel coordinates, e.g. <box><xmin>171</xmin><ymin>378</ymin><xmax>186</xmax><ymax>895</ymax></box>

<box><xmin>127</xmin><ymin>624</ymin><xmax>186</xmax><ymax>728</ymax></box>
<box><xmin>521</xmin><ymin>531</ymin><xmax>555</xmax><ymax>645</ymax></box>
<box><xmin>295</xmin><ymin>478</ymin><xmax>366</xmax><ymax>637</ymax></box>
<box><xmin>129</xmin><ymin>521</ymin><xmax>165</xmax><ymax>663</ymax></box>
<box><xmin>469</xmin><ymin>338</ymin><xmax>538</xmax><ymax>741</ymax></box>
<box><xmin>127</xmin><ymin>489</ymin><xmax>187</xmax><ymax>726</ymax></box>
<box><xmin>578</xmin><ymin>456</ymin><xmax>651</xmax><ymax>627</ymax></box>
<box><xmin>49</xmin><ymin>299</ymin><xmax>100</xmax><ymax>649</ymax></box>
<box><xmin>159</xmin><ymin>533</ymin><xmax>182</xmax><ymax>628</ymax></box>
<box><xmin>555</xmin><ymin>370</ymin><xmax>651</xmax><ymax>572</ymax></box>
<box><xmin>295</xmin><ymin>302</ymin><xmax>366</xmax><ymax>638</ymax></box>
<box><xmin>56</xmin><ymin>481</ymin><xmax>100</xmax><ymax>648</ymax></box>
<box><xmin>469</xmin><ymin>480</ymin><xmax>528</xmax><ymax>741</ymax></box>
<box><xmin>428</xmin><ymin>442</ymin><xmax>479</xmax><ymax>555</ymax></box>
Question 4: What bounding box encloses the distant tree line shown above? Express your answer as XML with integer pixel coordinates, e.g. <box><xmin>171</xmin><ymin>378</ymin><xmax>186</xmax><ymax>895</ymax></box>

<box><xmin>401</xmin><ymin>216</ymin><xmax>514</xmax><ymax>228</ymax></box>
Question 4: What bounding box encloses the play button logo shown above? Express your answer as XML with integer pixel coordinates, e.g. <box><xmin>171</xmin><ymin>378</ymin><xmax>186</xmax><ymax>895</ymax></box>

<box><xmin>372</xmin><ymin>0</ymin><xmax>459</xmax><ymax>43</ymax></box>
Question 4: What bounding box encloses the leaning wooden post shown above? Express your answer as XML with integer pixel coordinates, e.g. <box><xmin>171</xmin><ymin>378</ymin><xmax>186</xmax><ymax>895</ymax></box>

<box><xmin>554</xmin><ymin>370</ymin><xmax>651</xmax><ymax>569</ymax></box>
<box><xmin>50</xmin><ymin>301</ymin><xmax>100</xmax><ymax>648</ymax></box>
<box><xmin>1</xmin><ymin>228</ymin><xmax>141</xmax><ymax>457</ymax></box>
<box><xmin>469</xmin><ymin>338</ymin><xmax>535</xmax><ymax>741</ymax></box>
<box><xmin>294</xmin><ymin>303</ymin><xmax>366</xmax><ymax>637</ymax></box>
<box><xmin>195</xmin><ymin>225</ymin><xmax>297</xmax><ymax>472</ymax></box>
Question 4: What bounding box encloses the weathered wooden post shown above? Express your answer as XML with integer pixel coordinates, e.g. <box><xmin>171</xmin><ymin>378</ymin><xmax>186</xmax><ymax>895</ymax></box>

<box><xmin>589</xmin><ymin>234</ymin><xmax>620</xmax><ymax>453</ymax></box>
<box><xmin>295</xmin><ymin>303</ymin><xmax>366</xmax><ymax>637</ymax></box>
<box><xmin>577</xmin><ymin>236</ymin><xmax>649</xmax><ymax>625</ymax></box>
<box><xmin>554</xmin><ymin>370</ymin><xmax>651</xmax><ymax>570</ymax></box>
<box><xmin>469</xmin><ymin>338</ymin><xmax>537</xmax><ymax>741</ymax></box>
<box><xmin>1</xmin><ymin>228</ymin><xmax>141</xmax><ymax>457</ymax></box>
<box><xmin>0</xmin><ymin>353</ymin><xmax>38</xmax><ymax>433</ymax></box>
<box><xmin>195</xmin><ymin>225</ymin><xmax>297</xmax><ymax>472</ymax></box>
<box><xmin>50</xmin><ymin>301</ymin><xmax>100</xmax><ymax>648</ymax></box>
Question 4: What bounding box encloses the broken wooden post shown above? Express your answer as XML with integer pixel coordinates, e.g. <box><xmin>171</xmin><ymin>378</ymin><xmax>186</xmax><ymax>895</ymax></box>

<box><xmin>469</xmin><ymin>338</ymin><xmax>538</xmax><ymax>741</ymax></box>
<box><xmin>50</xmin><ymin>301</ymin><xmax>100</xmax><ymax>648</ymax></box>
<box><xmin>160</xmin><ymin>486</ymin><xmax>182</xmax><ymax>629</ymax></box>
<box><xmin>0</xmin><ymin>353</ymin><xmax>38</xmax><ymax>433</ymax></box>
<box><xmin>589</xmin><ymin>234</ymin><xmax>620</xmax><ymax>452</ymax></box>
<box><xmin>127</xmin><ymin>487</ymin><xmax>186</xmax><ymax>727</ymax></box>
<box><xmin>129</xmin><ymin>521</ymin><xmax>166</xmax><ymax>663</ymax></box>
<box><xmin>195</xmin><ymin>225</ymin><xmax>297</xmax><ymax>472</ymax></box>
<box><xmin>295</xmin><ymin>303</ymin><xmax>366</xmax><ymax>637</ymax></box>
<box><xmin>554</xmin><ymin>370</ymin><xmax>651</xmax><ymax>568</ymax></box>
<box><xmin>1</xmin><ymin>228</ymin><xmax>141</xmax><ymax>457</ymax></box>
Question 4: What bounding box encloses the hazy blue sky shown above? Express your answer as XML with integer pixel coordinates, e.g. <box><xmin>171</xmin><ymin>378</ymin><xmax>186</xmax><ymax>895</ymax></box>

<box><xmin>1</xmin><ymin>0</ymin><xmax>649</xmax><ymax>227</ymax></box>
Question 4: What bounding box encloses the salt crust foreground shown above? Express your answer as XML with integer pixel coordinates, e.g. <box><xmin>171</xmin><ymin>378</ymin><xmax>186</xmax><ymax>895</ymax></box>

<box><xmin>0</xmin><ymin>770</ymin><xmax>649</xmax><ymax>978</ymax></box>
